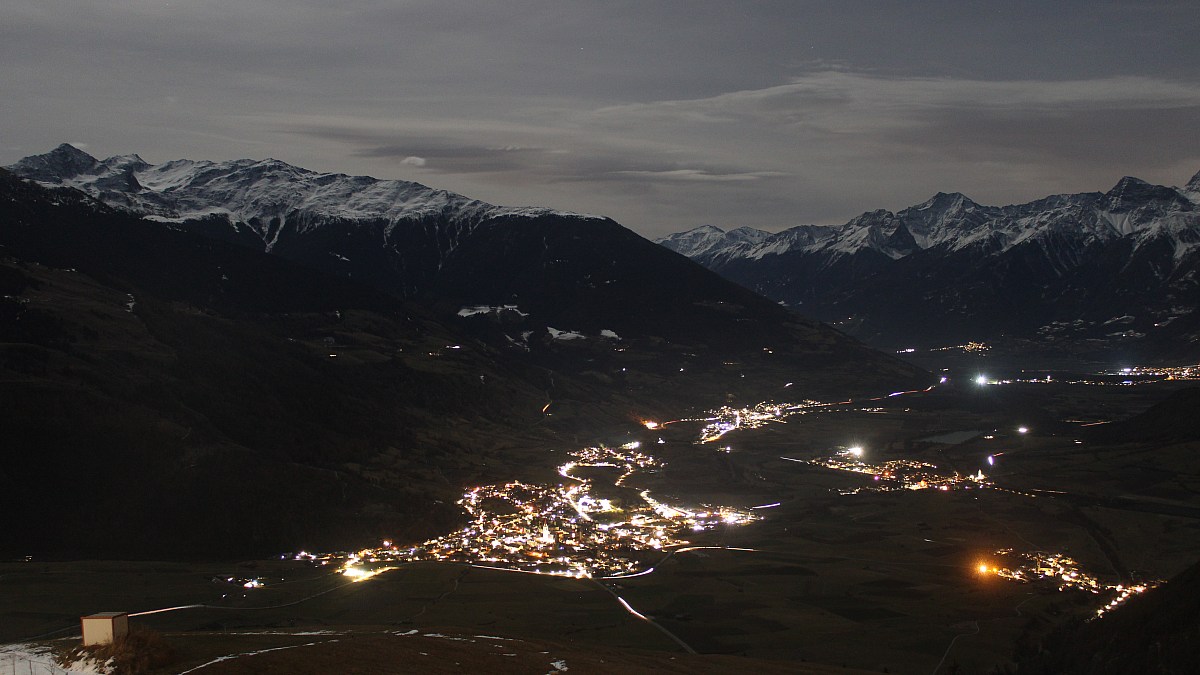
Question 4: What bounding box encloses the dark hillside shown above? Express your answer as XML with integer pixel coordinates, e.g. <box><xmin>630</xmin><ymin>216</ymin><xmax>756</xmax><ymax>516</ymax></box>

<box><xmin>0</xmin><ymin>171</ymin><xmax>926</xmax><ymax>559</ymax></box>
<box><xmin>0</xmin><ymin>172</ymin><xmax>555</xmax><ymax>558</ymax></box>
<box><xmin>1088</xmin><ymin>387</ymin><xmax>1200</xmax><ymax>444</ymax></box>
<box><xmin>1017</xmin><ymin>557</ymin><xmax>1200</xmax><ymax>674</ymax></box>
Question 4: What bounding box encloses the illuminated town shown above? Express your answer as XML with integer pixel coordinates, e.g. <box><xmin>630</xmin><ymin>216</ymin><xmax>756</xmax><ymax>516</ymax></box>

<box><xmin>896</xmin><ymin>341</ymin><xmax>990</xmax><ymax>355</ymax></box>
<box><xmin>324</xmin><ymin>441</ymin><xmax>757</xmax><ymax>581</ymax></box>
<box><xmin>972</xmin><ymin>362</ymin><xmax>1200</xmax><ymax>387</ymax></box>
<box><xmin>305</xmin><ymin>388</ymin><xmax>1164</xmax><ymax>631</ymax></box>
<box><xmin>687</xmin><ymin>400</ymin><xmax>825</xmax><ymax>443</ymax></box>
<box><xmin>799</xmin><ymin>446</ymin><xmax>990</xmax><ymax>494</ymax></box>
<box><xmin>1103</xmin><ymin>363</ymin><xmax>1199</xmax><ymax>380</ymax></box>
<box><xmin>977</xmin><ymin>548</ymin><xmax>1158</xmax><ymax>618</ymax></box>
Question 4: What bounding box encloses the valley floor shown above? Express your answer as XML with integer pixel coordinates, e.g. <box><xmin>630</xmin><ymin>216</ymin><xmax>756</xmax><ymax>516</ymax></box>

<box><xmin>4</xmin><ymin>358</ymin><xmax>1200</xmax><ymax>674</ymax></box>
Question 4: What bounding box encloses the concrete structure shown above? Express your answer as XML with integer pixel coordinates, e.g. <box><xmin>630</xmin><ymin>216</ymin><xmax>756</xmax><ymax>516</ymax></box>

<box><xmin>81</xmin><ymin>612</ymin><xmax>128</xmax><ymax>646</ymax></box>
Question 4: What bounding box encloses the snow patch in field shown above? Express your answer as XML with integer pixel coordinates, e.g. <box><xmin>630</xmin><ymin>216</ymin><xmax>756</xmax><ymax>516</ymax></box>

<box><xmin>422</xmin><ymin>633</ymin><xmax>472</xmax><ymax>642</ymax></box>
<box><xmin>457</xmin><ymin>305</ymin><xmax>529</xmax><ymax>318</ymax></box>
<box><xmin>175</xmin><ymin>640</ymin><xmax>335</xmax><ymax>674</ymax></box>
<box><xmin>599</xmin><ymin>329</ymin><xmax>620</xmax><ymax>339</ymax></box>
<box><xmin>547</xmin><ymin>327</ymin><xmax>585</xmax><ymax>340</ymax></box>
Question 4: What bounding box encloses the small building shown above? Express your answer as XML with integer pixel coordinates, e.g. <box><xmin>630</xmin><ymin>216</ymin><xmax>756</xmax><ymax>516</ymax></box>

<box><xmin>81</xmin><ymin>612</ymin><xmax>128</xmax><ymax>646</ymax></box>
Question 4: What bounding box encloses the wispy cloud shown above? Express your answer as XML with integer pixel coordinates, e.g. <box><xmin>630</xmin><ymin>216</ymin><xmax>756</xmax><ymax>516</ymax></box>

<box><xmin>256</xmin><ymin>70</ymin><xmax>1200</xmax><ymax>236</ymax></box>
<box><xmin>7</xmin><ymin>0</ymin><xmax>1197</xmax><ymax>239</ymax></box>
<box><xmin>591</xmin><ymin>72</ymin><xmax>1200</xmax><ymax>132</ymax></box>
<box><xmin>609</xmin><ymin>169</ymin><xmax>785</xmax><ymax>183</ymax></box>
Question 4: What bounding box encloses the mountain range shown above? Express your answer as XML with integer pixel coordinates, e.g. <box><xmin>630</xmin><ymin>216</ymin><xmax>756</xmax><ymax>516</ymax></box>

<box><xmin>658</xmin><ymin>172</ymin><xmax>1200</xmax><ymax>359</ymax></box>
<box><xmin>1</xmin><ymin>146</ymin><xmax>925</xmax><ymax>558</ymax></box>
<box><xmin>6</xmin><ymin>144</ymin><xmax>918</xmax><ymax>382</ymax></box>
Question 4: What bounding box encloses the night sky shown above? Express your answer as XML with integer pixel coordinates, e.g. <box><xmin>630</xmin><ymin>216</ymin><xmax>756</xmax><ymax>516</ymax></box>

<box><xmin>4</xmin><ymin>0</ymin><xmax>1198</xmax><ymax>237</ymax></box>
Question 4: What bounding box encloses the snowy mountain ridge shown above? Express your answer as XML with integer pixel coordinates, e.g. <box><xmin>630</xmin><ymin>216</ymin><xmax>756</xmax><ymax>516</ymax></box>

<box><xmin>656</xmin><ymin>170</ymin><xmax>1200</xmax><ymax>354</ymax></box>
<box><xmin>8</xmin><ymin>144</ymin><xmax>599</xmax><ymax>251</ymax></box>
<box><xmin>660</xmin><ymin>173</ymin><xmax>1200</xmax><ymax>268</ymax></box>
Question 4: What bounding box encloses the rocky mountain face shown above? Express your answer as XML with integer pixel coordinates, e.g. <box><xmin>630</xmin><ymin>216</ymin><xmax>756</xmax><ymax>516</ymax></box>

<box><xmin>658</xmin><ymin>172</ymin><xmax>1200</xmax><ymax>358</ymax></box>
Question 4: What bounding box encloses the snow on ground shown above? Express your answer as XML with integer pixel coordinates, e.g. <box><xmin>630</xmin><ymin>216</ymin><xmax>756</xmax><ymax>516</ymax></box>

<box><xmin>175</xmin><ymin>640</ymin><xmax>336</xmax><ymax>674</ymax></box>
<box><xmin>599</xmin><ymin>329</ymin><xmax>620</xmax><ymax>339</ymax></box>
<box><xmin>0</xmin><ymin>644</ymin><xmax>108</xmax><ymax>675</ymax></box>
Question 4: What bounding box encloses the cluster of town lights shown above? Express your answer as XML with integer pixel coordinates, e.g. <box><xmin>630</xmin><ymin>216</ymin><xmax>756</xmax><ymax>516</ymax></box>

<box><xmin>802</xmin><ymin>446</ymin><xmax>989</xmax><ymax>494</ymax></box>
<box><xmin>976</xmin><ymin>548</ymin><xmax>1158</xmax><ymax>618</ymax></box>
<box><xmin>1105</xmin><ymin>364</ymin><xmax>1199</xmax><ymax>379</ymax></box>
<box><xmin>295</xmin><ymin>385</ymin><xmax>1172</xmax><ymax>630</ymax></box>
<box><xmin>898</xmin><ymin>341</ymin><xmax>990</xmax><ymax>355</ymax></box>
<box><xmin>690</xmin><ymin>400</ymin><xmax>825</xmax><ymax>443</ymax></box>
<box><xmin>974</xmin><ymin>362</ymin><xmax>1199</xmax><ymax>388</ymax></box>
<box><xmin>314</xmin><ymin>441</ymin><xmax>756</xmax><ymax>581</ymax></box>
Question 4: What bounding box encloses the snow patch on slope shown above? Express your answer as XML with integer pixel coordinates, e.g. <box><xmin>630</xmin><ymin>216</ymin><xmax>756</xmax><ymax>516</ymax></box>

<box><xmin>547</xmin><ymin>327</ymin><xmax>585</xmax><ymax>340</ymax></box>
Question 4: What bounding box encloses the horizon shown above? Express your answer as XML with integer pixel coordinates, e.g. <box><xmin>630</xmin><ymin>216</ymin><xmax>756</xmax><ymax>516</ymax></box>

<box><xmin>12</xmin><ymin>141</ymin><xmax>1200</xmax><ymax>238</ymax></box>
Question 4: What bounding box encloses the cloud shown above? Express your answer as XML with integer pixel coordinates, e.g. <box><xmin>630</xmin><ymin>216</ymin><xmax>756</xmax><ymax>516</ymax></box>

<box><xmin>282</xmin><ymin>119</ymin><xmax>784</xmax><ymax>186</ymax></box>
<box><xmin>575</xmin><ymin>71</ymin><xmax>1200</xmax><ymax>228</ymax></box>
<box><xmin>256</xmin><ymin>69</ymin><xmax>1200</xmax><ymax>237</ymax></box>
<box><xmin>4</xmin><ymin>0</ymin><xmax>1198</xmax><ymax>237</ymax></box>
<box><xmin>609</xmin><ymin>169</ymin><xmax>782</xmax><ymax>183</ymax></box>
<box><xmin>591</xmin><ymin>72</ymin><xmax>1200</xmax><ymax>133</ymax></box>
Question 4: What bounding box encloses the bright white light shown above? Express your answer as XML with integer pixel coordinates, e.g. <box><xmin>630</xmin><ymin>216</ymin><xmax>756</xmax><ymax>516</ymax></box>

<box><xmin>975</xmin><ymin>375</ymin><xmax>988</xmax><ymax>385</ymax></box>
<box><xmin>939</xmin><ymin>376</ymin><xmax>948</xmax><ymax>384</ymax></box>
<box><xmin>987</xmin><ymin>455</ymin><xmax>994</xmax><ymax>466</ymax></box>
<box><xmin>1018</xmin><ymin>426</ymin><xmax>1028</xmax><ymax>434</ymax></box>
<box><xmin>847</xmin><ymin>446</ymin><xmax>864</xmax><ymax>458</ymax></box>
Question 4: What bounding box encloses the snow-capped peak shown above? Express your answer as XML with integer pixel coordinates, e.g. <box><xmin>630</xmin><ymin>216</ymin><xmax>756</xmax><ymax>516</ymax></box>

<box><xmin>7</xmin><ymin>147</ymin><xmax>602</xmax><ymax>239</ymax></box>
<box><xmin>656</xmin><ymin>225</ymin><xmax>729</xmax><ymax>258</ymax></box>
<box><xmin>8</xmin><ymin>143</ymin><xmax>99</xmax><ymax>181</ymax></box>
<box><xmin>660</xmin><ymin>169</ymin><xmax>1200</xmax><ymax>266</ymax></box>
<box><xmin>1101</xmin><ymin>176</ymin><xmax>1189</xmax><ymax>212</ymax></box>
<box><xmin>1183</xmin><ymin>169</ymin><xmax>1200</xmax><ymax>196</ymax></box>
